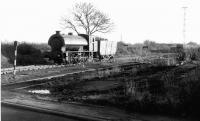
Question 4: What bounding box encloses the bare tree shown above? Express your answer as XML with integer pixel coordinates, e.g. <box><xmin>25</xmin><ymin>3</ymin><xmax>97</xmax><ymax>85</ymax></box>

<box><xmin>62</xmin><ymin>2</ymin><xmax>114</xmax><ymax>35</ymax></box>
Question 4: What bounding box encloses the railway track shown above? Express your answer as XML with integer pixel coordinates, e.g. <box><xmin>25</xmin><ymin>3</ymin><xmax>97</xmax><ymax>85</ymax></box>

<box><xmin>2</xmin><ymin>62</ymin><xmax>146</xmax><ymax>88</ymax></box>
<box><xmin>1</xmin><ymin>65</ymin><xmax>68</xmax><ymax>75</ymax></box>
<box><xmin>1</xmin><ymin>68</ymin><xmax>96</xmax><ymax>90</ymax></box>
<box><xmin>1</xmin><ymin>56</ymin><xmax>147</xmax><ymax>75</ymax></box>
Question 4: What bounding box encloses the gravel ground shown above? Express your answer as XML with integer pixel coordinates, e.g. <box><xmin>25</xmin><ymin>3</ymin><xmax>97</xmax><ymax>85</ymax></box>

<box><xmin>1</xmin><ymin>57</ymin><xmax>138</xmax><ymax>85</ymax></box>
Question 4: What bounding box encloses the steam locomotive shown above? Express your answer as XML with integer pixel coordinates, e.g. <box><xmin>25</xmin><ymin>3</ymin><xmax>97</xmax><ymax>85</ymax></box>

<box><xmin>48</xmin><ymin>31</ymin><xmax>117</xmax><ymax>64</ymax></box>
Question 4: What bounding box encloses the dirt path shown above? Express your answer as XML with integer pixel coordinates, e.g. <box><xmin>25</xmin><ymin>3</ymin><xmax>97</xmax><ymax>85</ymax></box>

<box><xmin>1</xmin><ymin>90</ymin><xmax>138</xmax><ymax>121</ymax></box>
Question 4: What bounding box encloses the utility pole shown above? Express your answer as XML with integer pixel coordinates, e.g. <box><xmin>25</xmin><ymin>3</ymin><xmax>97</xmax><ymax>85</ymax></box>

<box><xmin>182</xmin><ymin>6</ymin><xmax>188</xmax><ymax>45</ymax></box>
<box><xmin>13</xmin><ymin>41</ymin><xmax>18</xmax><ymax>76</ymax></box>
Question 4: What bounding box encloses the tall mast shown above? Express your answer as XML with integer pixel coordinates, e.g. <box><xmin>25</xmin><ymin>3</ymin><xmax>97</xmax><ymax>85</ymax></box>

<box><xmin>182</xmin><ymin>6</ymin><xmax>188</xmax><ymax>45</ymax></box>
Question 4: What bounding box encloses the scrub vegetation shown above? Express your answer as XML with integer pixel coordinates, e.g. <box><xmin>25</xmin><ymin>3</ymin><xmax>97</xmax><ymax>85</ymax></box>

<box><xmin>1</xmin><ymin>42</ymin><xmax>50</xmax><ymax>67</ymax></box>
<box><xmin>24</xmin><ymin>63</ymin><xmax>200</xmax><ymax>119</ymax></box>
<box><xmin>1</xmin><ymin>41</ymin><xmax>200</xmax><ymax>67</ymax></box>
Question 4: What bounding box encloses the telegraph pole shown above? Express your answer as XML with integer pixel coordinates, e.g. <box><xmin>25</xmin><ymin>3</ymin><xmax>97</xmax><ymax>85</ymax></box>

<box><xmin>182</xmin><ymin>6</ymin><xmax>188</xmax><ymax>45</ymax></box>
<box><xmin>13</xmin><ymin>41</ymin><xmax>18</xmax><ymax>76</ymax></box>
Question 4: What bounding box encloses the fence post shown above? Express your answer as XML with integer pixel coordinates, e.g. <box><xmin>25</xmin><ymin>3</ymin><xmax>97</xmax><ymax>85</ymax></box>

<box><xmin>13</xmin><ymin>41</ymin><xmax>18</xmax><ymax>76</ymax></box>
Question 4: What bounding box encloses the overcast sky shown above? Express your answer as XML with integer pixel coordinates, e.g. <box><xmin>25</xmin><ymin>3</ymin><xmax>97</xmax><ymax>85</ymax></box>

<box><xmin>0</xmin><ymin>0</ymin><xmax>199</xmax><ymax>44</ymax></box>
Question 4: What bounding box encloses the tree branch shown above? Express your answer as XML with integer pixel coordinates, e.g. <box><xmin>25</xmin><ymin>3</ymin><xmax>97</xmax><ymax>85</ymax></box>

<box><xmin>63</xmin><ymin>19</ymin><xmax>79</xmax><ymax>34</ymax></box>
<box><xmin>62</xmin><ymin>2</ymin><xmax>114</xmax><ymax>35</ymax></box>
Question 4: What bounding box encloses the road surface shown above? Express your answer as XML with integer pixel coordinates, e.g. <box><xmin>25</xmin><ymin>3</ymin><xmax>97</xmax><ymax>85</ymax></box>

<box><xmin>2</xmin><ymin>105</ymin><xmax>78</xmax><ymax>121</ymax></box>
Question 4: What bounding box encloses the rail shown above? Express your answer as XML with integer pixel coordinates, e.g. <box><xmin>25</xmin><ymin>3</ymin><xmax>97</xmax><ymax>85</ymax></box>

<box><xmin>1</xmin><ymin>65</ymin><xmax>69</xmax><ymax>75</ymax></box>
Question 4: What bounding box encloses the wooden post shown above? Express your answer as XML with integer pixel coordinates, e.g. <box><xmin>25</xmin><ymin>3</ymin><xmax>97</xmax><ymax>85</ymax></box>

<box><xmin>90</xmin><ymin>36</ymin><xmax>94</xmax><ymax>61</ymax></box>
<box><xmin>13</xmin><ymin>41</ymin><xmax>18</xmax><ymax>76</ymax></box>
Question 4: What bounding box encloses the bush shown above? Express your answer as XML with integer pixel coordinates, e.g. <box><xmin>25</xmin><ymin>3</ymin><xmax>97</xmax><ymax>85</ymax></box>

<box><xmin>116</xmin><ymin>41</ymin><xmax>145</xmax><ymax>56</ymax></box>
<box><xmin>122</xmin><ymin>66</ymin><xmax>200</xmax><ymax>118</ymax></box>
<box><xmin>17</xmin><ymin>43</ymin><xmax>46</xmax><ymax>65</ymax></box>
<box><xmin>1</xmin><ymin>42</ymin><xmax>15</xmax><ymax>64</ymax></box>
<box><xmin>176</xmin><ymin>51</ymin><xmax>186</xmax><ymax>62</ymax></box>
<box><xmin>1</xmin><ymin>42</ymin><xmax>49</xmax><ymax>66</ymax></box>
<box><xmin>185</xmin><ymin>47</ymin><xmax>200</xmax><ymax>61</ymax></box>
<box><xmin>116</xmin><ymin>41</ymin><xmax>130</xmax><ymax>56</ymax></box>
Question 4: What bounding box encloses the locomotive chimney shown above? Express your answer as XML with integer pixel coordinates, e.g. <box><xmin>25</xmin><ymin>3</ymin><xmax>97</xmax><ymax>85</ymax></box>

<box><xmin>56</xmin><ymin>31</ymin><xmax>60</xmax><ymax>35</ymax></box>
<box><xmin>68</xmin><ymin>32</ymin><xmax>73</xmax><ymax>35</ymax></box>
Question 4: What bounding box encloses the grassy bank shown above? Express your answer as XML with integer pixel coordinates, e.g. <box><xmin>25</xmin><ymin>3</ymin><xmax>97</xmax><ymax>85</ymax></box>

<box><xmin>23</xmin><ymin>63</ymin><xmax>200</xmax><ymax>119</ymax></box>
<box><xmin>88</xmin><ymin>64</ymin><xmax>200</xmax><ymax>119</ymax></box>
